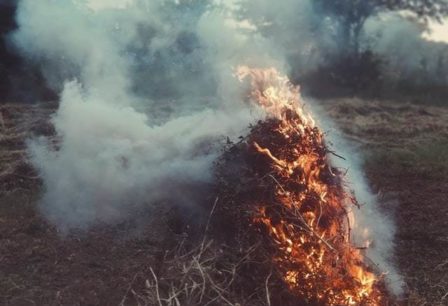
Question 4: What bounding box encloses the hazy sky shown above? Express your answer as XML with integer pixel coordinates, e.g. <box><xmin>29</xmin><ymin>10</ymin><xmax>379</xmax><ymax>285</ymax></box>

<box><xmin>425</xmin><ymin>19</ymin><xmax>448</xmax><ymax>43</ymax></box>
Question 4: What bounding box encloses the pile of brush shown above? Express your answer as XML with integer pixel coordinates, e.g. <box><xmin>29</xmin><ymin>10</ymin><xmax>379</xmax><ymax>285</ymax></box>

<box><xmin>143</xmin><ymin>66</ymin><xmax>391</xmax><ymax>305</ymax></box>
<box><xmin>139</xmin><ymin>125</ymin><xmax>308</xmax><ymax>306</ymax></box>
<box><xmin>141</xmin><ymin>115</ymin><xmax>389</xmax><ymax>305</ymax></box>
<box><xmin>217</xmin><ymin>114</ymin><xmax>390</xmax><ymax>305</ymax></box>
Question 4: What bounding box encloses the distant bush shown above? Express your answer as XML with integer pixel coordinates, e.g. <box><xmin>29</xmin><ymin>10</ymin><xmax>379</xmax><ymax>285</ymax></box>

<box><xmin>0</xmin><ymin>1</ymin><xmax>18</xmax><ymax>101</ymax></box>
<box><xmin>0</xmin><ymin>1</ymin><xmax>57</xmax><ymax>103</ymax></box>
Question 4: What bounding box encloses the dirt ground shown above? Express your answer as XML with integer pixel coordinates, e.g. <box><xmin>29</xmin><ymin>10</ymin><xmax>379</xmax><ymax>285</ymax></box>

<box><xmin>1</xmin><ymin>98</ymin><xmax>447</xmax><ymax>305</ymax></box>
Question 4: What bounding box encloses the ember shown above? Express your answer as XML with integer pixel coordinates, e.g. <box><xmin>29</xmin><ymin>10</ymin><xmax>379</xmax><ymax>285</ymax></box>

<box><xmin>234</xmin><ymin>67</ymin><xmax>386</xmax><ymax>305</ymax></box>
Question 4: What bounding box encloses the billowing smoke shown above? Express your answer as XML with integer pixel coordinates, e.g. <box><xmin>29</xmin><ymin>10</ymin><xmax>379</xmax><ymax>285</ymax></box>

<box><xmin>13</xmin><ymin>0</ymin><xmax>277</xmax><ymax>230</ymax></box>
<box><xmin>239</xmin><ymin>0</ymin><xmax>448</xmax><ymax>89</ymax></box>
<box><xmin>236</xmin><ymin>0</ymin><xmax>342</xmax><ymax>75</ymax></box>
<box><xmin>362</xmin><ymin>11</ymin><xmax>448</xmax><ymax>87</ymax></box>
<box><xmin>12</xmin><ymin>0</ymin><xmax>407</xmax><ymax>295</ymax></box>
<box><xmin>310</xmin><ymin>101</ymin><xmax>405</xmax><ymax>295</ymax></box>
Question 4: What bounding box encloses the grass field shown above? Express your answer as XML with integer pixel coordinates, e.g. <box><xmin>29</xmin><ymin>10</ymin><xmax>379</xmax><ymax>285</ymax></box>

<box><xmin>1</xmin><ymin>98</ymin><xmax>447</xmax><ymax>305</ymax></box>
<box><xmin>325</xmin><ymin>98</ymin><xmax>448</xmax><ymax>305</ymax></box>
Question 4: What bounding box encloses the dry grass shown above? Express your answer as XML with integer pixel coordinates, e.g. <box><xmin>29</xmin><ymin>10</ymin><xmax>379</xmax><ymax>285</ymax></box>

<box><xmin>130</xmin><ymin>199</ymin><xmax>274</xmax><ymax>306</ymax></box>
<box><xmin>137</xmin><ymin>240</ymin><xmax>266</xmax><ymax>306</ymax></box>
<box><xmin>364</xmin><ymin>142</ymin><xmax>448</xmax><ymax>306</ymax></box>
<box><xmin>0</xmin><ymin>102</ymin><xmax>55</xmax><ymax>194</ymax></box>
<box><xmin>1</xmin><ymin>99</ymin><xmax>448</xmax><ymax>305</ymax></box>
<box><xmin>323</xmin><ymin>99</ymin><xmax>448</xmax><ymax>306</ymax></box>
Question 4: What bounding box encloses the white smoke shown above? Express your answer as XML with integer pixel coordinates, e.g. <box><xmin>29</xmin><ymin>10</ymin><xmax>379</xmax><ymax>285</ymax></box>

<box><xmin>13</xmin><ymin>0</ymin><xmax>405</xmax><ymax>295</ymax></box>
<box><xmin>309</xmin><ymin>101</ymin><xmax>405</xmax><ymax>295</ymax></box>
<box><xmin>14</xmin><ymin>0</ymin><xmax>270</xmax><ymax>230</ymax></box>
<box><xmin>239</xmin><ymin>1</ymin><xmax>448</xmax><ymax>88</ymax></box>
<box><xmin>236</xmin><ymin>0</ymin><xmax>341</xmax><ymax>75</ymax></box>
<box><xmin>362</xmin><ymin>11</ymin><xmax>448</xmax><ymax>86</ymax></box>
<box><xmin>333</xmin><ymin>139</ymin><xmax>404</xmax><ymax>296</ymax></box>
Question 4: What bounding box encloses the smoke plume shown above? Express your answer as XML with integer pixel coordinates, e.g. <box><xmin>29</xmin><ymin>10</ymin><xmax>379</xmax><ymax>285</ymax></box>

<box><xmin>311</xmin><ymin>102</ymin><xmax>405</xmax><ymax>295</ymax></box>
<box><xmin>13</xmin><ymin>0</ymin><xmax>273</xmax><ymax>230</ymax></box>
<box><xmin>12</xmin><ymin>0</ymin><xmax>409</xmax><ymax>294</ymax></box>
<box><xmin>361</xmin><ymin>11</ymin><xmax>448</xmax><ymax>87</ymax></box>
<box><xmin>239</xmin><ymin>0</ymin><xmax>448</xmax><ymax>88</ymax></box>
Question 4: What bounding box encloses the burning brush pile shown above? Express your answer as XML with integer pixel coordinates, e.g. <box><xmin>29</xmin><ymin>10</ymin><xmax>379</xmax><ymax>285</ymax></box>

<box><xmin>240</xmin><ymin>67</ymin><xmax>389</xmax><ymax>303</ymax></box>
<box><xmin>145</xmin><ymin>67</ymin><xmax>391</xmax><ymax>305</ymax></box>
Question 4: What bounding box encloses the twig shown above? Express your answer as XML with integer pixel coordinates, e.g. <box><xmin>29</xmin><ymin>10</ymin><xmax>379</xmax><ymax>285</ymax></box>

<box><xmin>316</xmin><ymin>199</ymin><xmax>323</xmax><ymax>228</ymax></box>
<box><xmin>267</xmin><ymin>174</ymin><xmax>336</xmax><ymax>252</ymax></box>
<box><xmin>204</xmin><ymin>272</ymin><xmax>235</xmax><ymax>306</ymax></box>
<box><xmin>435</xmin><ymin>259</ymin><xmax>448</xmax><ymax>271</ymax></box>
<box><xmin>201</xmin><ymin>197</ymin><xmax>219</xmax><ymax>250</ymax></box>
<box><xmin>150</xmin><ymin>267</ymin><xmax>163</xmax><ymax>306</ymax></box>
<box><xmin>0</xmin><ymin>113</ymin><xmax>5</xmax><ymax>132</ymax></box>
<box><xmin>326</xmin><ymin>149</ymin><xmax>347</xmax><ymax>160</ymax></box>
<box><xmin>442</xmin><ymin>290</ymin><xmax>448</xmax><ymax>301</ymax></box>
<box><xmin>193</xmin><ymin>257</ymin><xmax>207</xmax><ymax>303</ymax></box>
<box><xmin>254</xmin><ymin>142</ymin><xmax>287</xmax><ymax>167</ymax></box>
<box><xmin>265</xmin><ymin>270</ymin><xmax>272</xmax><ymax>306</ymax></box>
<box><xmin>119</xmin><ymin>273</ymin><xmax>140</xmax><ymax>306</ymax></box>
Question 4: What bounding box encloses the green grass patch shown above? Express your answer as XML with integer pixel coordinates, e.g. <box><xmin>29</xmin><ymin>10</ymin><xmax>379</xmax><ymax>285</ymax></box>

<box><xmin>365</xmin><ymin>140</ymin><xmax>448</xmax><ymax>180</ymax></box>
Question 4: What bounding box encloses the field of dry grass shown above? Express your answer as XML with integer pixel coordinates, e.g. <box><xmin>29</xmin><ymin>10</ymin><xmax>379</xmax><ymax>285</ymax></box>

<box><xmin>324</xmin><ymin>98</ymin><xmax>448</xmax><ymax>305</ymax></box>
<box><xmin>0</xmin><ymin>98</ymin><xmax>447</xmax><ymax>305</ymax></box>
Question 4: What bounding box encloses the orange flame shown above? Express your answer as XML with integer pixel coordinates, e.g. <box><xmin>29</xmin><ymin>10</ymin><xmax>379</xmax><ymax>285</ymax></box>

<box><xmin>237</xmin><ymin>66</ymin><xmax>383</xmax><ymax>305</ymax></box>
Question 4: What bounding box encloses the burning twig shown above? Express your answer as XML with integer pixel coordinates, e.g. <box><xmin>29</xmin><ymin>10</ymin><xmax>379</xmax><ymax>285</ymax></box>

<box><xmin>266</xmin><ymin>174</ymin><xmax>336</xmax><ymax>252</ymax></box>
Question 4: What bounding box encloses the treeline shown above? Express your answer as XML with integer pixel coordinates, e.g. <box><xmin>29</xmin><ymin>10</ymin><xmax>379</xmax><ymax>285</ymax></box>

<box><xmin>1</xmin><ymin>0</ymin><xmax>448</xmax><ymax>104</ymax></box>
<box><xmin>0</xmin><ymin>0</ymin><xmax>54</xmax><ymax>103</ymax></box>
<box><xmin>0</xmin><ymin>0</ymin><xmax>19</xmax><ymax>100</ymax></box>
<box><xmin>241</xmin><ymin>0</ymin><xmax>448</xmax><ymax>103</ymax></box>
